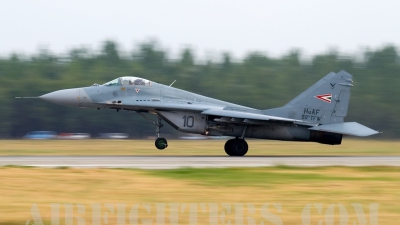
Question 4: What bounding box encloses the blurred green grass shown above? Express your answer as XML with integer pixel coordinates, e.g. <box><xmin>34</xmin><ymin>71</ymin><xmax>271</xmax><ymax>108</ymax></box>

<box><xmin>146</xmin><ymin>166</ymin><xmax>400</xmax><ymax>187</ymax></box>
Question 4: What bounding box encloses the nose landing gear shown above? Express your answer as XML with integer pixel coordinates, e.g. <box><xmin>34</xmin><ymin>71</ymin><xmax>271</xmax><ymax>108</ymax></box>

<box><xmin>155</xmin><ymin>137</ymin><xmax>168</xmax><ymax>150</ymax></box>
<box><xmin>137</xmin><ymin>112</ymin><xmax>168</xmax><ymax>150</ymax></box>
<box><xmin>155</xmin><ymin>117</ymin><xmax>168</xmax><ymax>150</ymax></box>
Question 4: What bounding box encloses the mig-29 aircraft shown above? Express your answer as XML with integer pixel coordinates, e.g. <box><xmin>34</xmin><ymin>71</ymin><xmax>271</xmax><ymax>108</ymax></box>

<box><xmin>25</xmin><ymin>70</ymin><xmax>378</xmax><ymax>156</ymax></box>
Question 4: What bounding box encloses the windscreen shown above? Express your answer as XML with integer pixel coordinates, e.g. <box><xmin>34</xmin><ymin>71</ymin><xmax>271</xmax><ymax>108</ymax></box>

<box><xmin>103</xmin><ymin>78</ymin><xmax>120</xmax><ymax>86</ymax></box>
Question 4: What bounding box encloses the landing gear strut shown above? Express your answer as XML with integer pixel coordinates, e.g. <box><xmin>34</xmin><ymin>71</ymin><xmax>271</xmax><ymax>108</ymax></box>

<box><xmin>224</xmin><ymin>138</ymin><xmax>248</xmax><ymax>156</ymax></box>
<box><xmin>137</xmin><ymin>113</ymin><xmax>168</xmax><ymax>150</ymax></box>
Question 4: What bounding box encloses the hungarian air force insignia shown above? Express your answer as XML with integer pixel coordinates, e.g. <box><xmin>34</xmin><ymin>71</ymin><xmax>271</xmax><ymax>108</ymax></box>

<box><xmin>315</xmin><ymin>94</ymin><xmax>332</xmax><ymax>103</ymax></box>
<box><xmin>135</xmin><ymin>88</ymin><xmax>140</xmax><ymax>93</ymax></box>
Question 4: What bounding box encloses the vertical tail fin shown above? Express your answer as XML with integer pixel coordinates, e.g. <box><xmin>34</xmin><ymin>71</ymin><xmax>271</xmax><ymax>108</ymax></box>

<box><xmin>265</xmin><ymin>70</ymin><xmax>354</xmax><ymax>124</ymax></box>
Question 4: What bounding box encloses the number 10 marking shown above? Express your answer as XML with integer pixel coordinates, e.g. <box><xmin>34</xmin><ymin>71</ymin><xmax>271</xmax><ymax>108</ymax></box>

<box><xmin>183</xmin><ymin>115</ymin><xmax>194</xmax><ymax>127</ymax></box>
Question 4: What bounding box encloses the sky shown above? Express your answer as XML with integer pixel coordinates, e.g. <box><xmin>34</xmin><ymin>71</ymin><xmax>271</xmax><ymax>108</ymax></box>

<box><xmin>1</xmin><ymin>0</ymin><xmax>400</xmax><ymax>60</ymax></box>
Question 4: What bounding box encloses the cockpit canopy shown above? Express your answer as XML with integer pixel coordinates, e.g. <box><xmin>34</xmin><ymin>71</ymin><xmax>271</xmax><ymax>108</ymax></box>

<box><xmin>103</xmin><ymin>77</ymin><xmax>152</xmax><ymax>87</ymax></box>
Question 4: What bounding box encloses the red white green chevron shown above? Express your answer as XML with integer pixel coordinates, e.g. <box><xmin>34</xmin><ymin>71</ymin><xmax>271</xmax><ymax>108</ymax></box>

<box><xmin>315</xmin><ymin>94</ymin><xmax>332</xmax><ymax>103</ymax></box>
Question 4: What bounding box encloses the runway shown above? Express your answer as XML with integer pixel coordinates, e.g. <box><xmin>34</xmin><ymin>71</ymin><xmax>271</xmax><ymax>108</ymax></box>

<box><xmin>0</xmin><ymin>156</ymin><xmax>399</xmax><ymax>169</ymax></box>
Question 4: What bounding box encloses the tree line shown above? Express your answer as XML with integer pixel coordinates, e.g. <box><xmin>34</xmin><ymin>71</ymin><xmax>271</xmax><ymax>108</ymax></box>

<box><xmin>0</xmin><ymin>40</ymin><xmax>399</xmax><ymax>139</ymax></box>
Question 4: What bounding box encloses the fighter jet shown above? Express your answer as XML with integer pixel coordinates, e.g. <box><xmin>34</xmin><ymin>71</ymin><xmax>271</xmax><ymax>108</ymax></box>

<box><xmin>29</xmin><ymin>70</ymin><xmax>379</xmax><ymax>156</ymax></box>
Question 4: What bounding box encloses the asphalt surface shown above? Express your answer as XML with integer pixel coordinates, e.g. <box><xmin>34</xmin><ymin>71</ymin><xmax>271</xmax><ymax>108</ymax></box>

<box><xmin>0</xmin><ymin>156</ymin><xmax>399</xmax><ymax>169</ymax></box>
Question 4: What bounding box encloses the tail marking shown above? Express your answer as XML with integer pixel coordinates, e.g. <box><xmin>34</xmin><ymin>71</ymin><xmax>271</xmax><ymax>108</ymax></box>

<box><xmin>314</xmin><ymin>94</ymin><xmax>332</xmax><ymax>103</ymax></box>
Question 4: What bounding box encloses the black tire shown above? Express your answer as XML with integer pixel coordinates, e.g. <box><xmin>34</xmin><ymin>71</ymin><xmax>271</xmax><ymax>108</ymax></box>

<box><xmin>155</xmin><ymin>137</ymin><xmax>168</xmax><ymax>150</ymax></box>
<box><xmin>224</xmin><ymin>139</ymin><xmax>235</xmax><ymax>156</ymax></box>
<box><xmin>230</xmin><ymin>139</ymin><xmax>248</xmax><ymax>156</ymax></box>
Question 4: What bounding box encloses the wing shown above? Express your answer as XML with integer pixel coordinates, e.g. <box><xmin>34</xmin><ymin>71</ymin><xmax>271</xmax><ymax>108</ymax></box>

<box><xmin>202</xmin><ymin>109</ymin><xmax>379</xmax><ymax>136</ymax></box>
<box><xmin>201</xmin><ymin>109</ymin><xmax>302</xmax><ymax>125</ymax></box>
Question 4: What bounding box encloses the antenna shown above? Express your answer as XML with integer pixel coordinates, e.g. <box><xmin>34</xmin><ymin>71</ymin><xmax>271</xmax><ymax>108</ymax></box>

<box><xmin>169</xmin><ymin>80</ymin><xmax>177</xmax><ymax>87</ymax></box>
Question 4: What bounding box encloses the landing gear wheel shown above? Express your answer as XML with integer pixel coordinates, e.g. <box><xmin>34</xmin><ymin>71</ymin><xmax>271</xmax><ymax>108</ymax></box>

<box><xmin>227</xmin><ymin>139</ymin><xmax>248</xmax><ymax>156</ymax></box>
<box><xmin>155</xmin><ymin>137</ymin><xmax>168</xmax><ymax>150</ymax></box>
<box><xmin>224</xmin><ymin>139</ymin><xmax>235</xmax><ymax>156</ymax></box>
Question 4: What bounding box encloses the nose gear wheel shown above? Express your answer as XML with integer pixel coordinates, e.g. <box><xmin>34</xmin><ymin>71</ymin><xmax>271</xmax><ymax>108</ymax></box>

<box><xmin>155</xmin><ymin>137</ymin><xmax>168</xmax><ymax>150</ymax></box>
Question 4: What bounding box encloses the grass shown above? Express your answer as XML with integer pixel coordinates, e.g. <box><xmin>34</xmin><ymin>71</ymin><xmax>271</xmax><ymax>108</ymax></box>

<box><xmin>1</xmin><ymin>166</ymin><xmax>400</xmax><ymax>224</ymax></box>
<box><xmin>0</xmin><ymin>139</ymin><xmax>399</xmax><ymax>156</ymax></box>
<box><xmin>146</xmin><ymin>167</ymin><xmax>333</xmax><ymax>187</ymax></box>
<box><xmin>145</xmin><ymin>166</ymin><xmax>400</xmax><ymax>186</ymax></box>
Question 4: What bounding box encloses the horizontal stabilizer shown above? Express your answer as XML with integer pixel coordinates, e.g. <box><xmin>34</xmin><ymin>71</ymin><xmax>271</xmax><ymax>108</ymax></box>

<box><xmin>308</xmin><ymin>122</ymin><xmax>379</xmax><ymax>137</ymax></box>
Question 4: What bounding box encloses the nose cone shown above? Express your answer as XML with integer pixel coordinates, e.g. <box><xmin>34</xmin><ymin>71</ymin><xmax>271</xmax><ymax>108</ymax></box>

<box><xmin>40</xmin><ymin>88</ymin><xmax>80</xmax><ymax>107</ymax></box>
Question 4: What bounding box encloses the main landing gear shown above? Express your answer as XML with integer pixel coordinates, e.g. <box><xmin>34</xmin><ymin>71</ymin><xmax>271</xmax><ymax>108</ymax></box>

<box><xmin>224</xmin><ymin>126</ymin><xmax>249</xmax><ymax>156</ymax></box>
<box><xmin>224</xmin><ymin>138</ymin><xmax>248</xmax><ymax>156</ymax></box>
